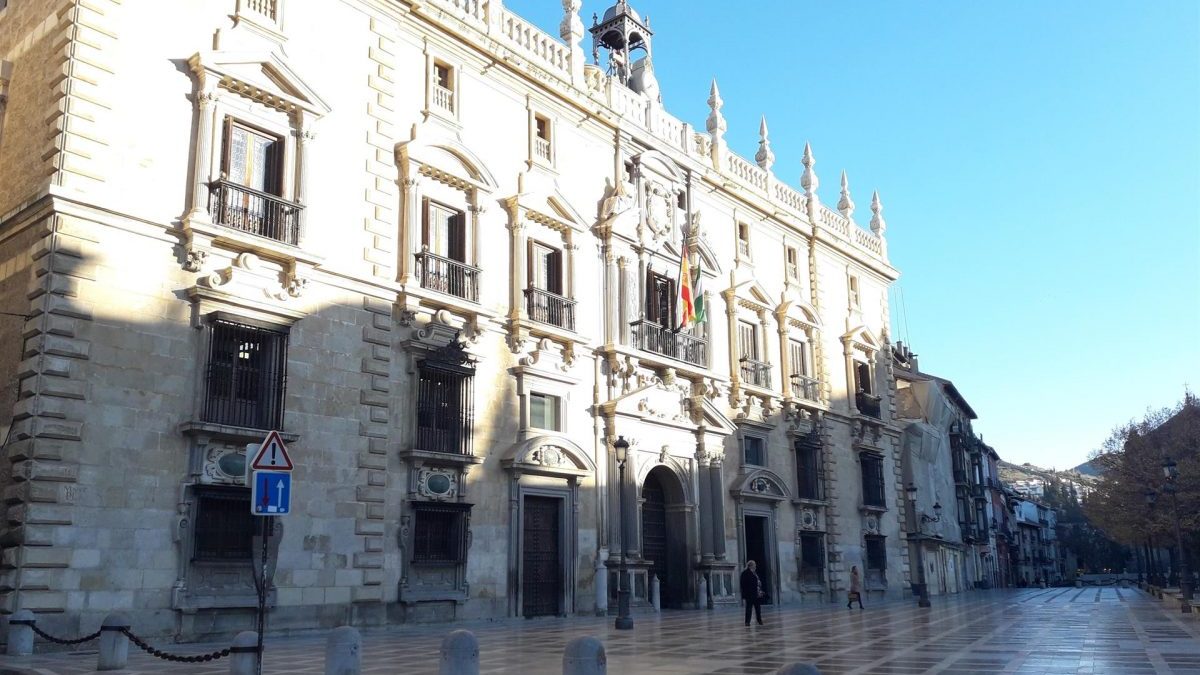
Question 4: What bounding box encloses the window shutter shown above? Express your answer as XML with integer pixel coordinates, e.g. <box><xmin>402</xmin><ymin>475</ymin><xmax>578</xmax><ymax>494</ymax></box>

<box><xmin>450</xmin><ymin>210</ymin><xmax>466</xmax><ymax>262</ymax></box>
<box><xmin>548</xmin><ymin>247</ymin><xmax>562</xmax><ymax>295</ymax></box>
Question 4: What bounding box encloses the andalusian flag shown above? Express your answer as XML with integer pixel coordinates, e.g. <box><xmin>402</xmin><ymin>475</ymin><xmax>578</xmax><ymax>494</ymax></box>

<box><xmin>692</xmin><ymin>250</ymin><xmax>706</xmax><ymax>325</ymax></box>
<box><xmin>675</xmin><ymin>241</ymin><xmax>695</xmax><ymax>330</ymax></box>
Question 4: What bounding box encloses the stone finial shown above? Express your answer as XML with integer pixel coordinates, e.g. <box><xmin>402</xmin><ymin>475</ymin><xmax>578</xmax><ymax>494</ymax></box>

<box><xmin>706</xmin><ymin>79</ymin><xmax>726</xmax><ymax>140</ymax></box>
<box><xmin>755</xmin><ymin>116</ymin><xmax>775</xmax><ymax>171</ymax></box>
<box><xmin>561</xmin><ymin>0</ymin><xmax>585</xmax><ymax>83</ymax></box>
<box><xmin>801</xmin><ymin>142</ymin><xmax>819</xmax><ymax>196</ymax></box>
<box><xmin>870</xmin><ymin>190</ymin><xmax>887</xmax><ymax>235</ymax></box>
<box><xmin>838</xmin><ymin>170</ymin><xmax>855</xmax><ymax>219</ymax></box>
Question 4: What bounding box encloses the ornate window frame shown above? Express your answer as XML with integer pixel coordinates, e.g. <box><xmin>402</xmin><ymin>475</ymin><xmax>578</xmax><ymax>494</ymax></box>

<box><xmin>182</xmin><ymin>50</ymin><xmax>329</xmax><ymax>277</ymax></box>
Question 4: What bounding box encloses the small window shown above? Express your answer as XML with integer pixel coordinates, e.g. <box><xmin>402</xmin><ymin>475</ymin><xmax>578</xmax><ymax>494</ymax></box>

<box><xmin>412</xmin><ymin>503</ymin><xmax>470</xmax><ymax>565</ymax></box>
<box><xmin>799</xmin><ymin>533</ymin><xmax>824</xmax><ymax>584</ymax></box>
<box><xmin>848</xmin><ymin>275</ymin><xmax>860</xmax><ymax>308</ymax></box>
<box><xmin>860</xmin><ymin>453</ymin><xmax>886</xmax><ymax>508</ymax></box>
<box><xmin>865</xmin><ymin>535</ymin><xmax>887</xmax><ymax>581</ymax></box>
<box><xmin>432</xmin><ymin>62</ymin><xmax>455</xmax><ymax>113</ymax></box>
<box><xmin>533</xmin><ymin>114</ymin><xmax>552</xmax><ymax>162</ymax></box>
<box><xmin>743</xmin><ymin>435</ymin><xmax>765</xmax><ymax>466</ymax></box>
<box><xmin>192</xmin><ymin>486</ymin><xmax>254</xmax><ymax>562</ymax></box>
<box><xmin>529</xmin><ymin>392</ymin><xmax>561</xmax><ymax>431</ymax></box>
<box><xmin>737</xmin><ymin>223</ymin><xmax>750</xmax><ymax>257</ymax></box>
<box><xmin>786</xmin><ymin>247</ymin><xmax>799</xmax><ymax>280</ymax></box>
<box><xmin>203</xmin><ymin>319</ymin><xmax>288</xmax><ymax>431</ymax></box>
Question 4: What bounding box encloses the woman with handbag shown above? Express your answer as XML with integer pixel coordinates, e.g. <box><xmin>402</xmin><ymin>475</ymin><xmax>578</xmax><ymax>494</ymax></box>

<box><xmin>848</xmin><ymin>565</ymin><xmax>864</xmax><ymax>609</ymax></box>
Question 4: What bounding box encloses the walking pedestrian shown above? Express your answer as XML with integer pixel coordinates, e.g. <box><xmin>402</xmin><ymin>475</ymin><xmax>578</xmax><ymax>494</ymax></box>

<box><xmin>741</xmin><ymin>560</ymin><xmax>765</xmax><ymax>626</ymax></box>
<box><xmin>847</xmin><ymin>565</ymin><xmax>864</xmax><ymax>609</ymax></box>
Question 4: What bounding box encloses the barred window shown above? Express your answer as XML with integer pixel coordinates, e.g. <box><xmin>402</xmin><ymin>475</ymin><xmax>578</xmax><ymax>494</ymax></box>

<box><xmin>796</xmin><ymin>435</ymin><xmax>824</xmax><ymax>501</ymax></box>
<box><xmin>860</xmin><ymin>453</ymin><xmax>886</xmax><ymax>508</ymax></box>
<box><xmin>412</xmin><ymin>502</ymin><xmax>471</xmax><ymax>565</ymax></box>
<box><xmin>203</xmin><ymin>318</ymin><xmax>288</xmax><ymax>430</ymax></box>
<box><xmin>799</xmin><ymin>533</ymin><xmax>824</xmax><ymax>584</ymax></box>
<box><xmin>193</xmin><ymin>486</ymin><xmax>254</xmax><ymax>562</ymax></box>
<box><xmin>415</xmin><ymin>340</ymin><xmax>475</xmax><ymax>455</ymax></box>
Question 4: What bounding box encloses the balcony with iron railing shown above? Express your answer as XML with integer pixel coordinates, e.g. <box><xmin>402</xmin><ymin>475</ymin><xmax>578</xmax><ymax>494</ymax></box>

<box><xmin>739</xmin><ymin>357</ymin><xmax>771</xmax><ymax>389</ymax></box>
<box><xmin>209</xmin><ymin>179</ymin><xmax>302</xmax><ymax>245</ymax></box>
<box><xmin>415</xmin><ymin>249</ymin><xmax>480</xmax><ymax>302</ymax></box>
<box><xmin>953</xmin><ymin>469</ymin><xmax>969</xmax><ymax>485</ymax></box>
<box><xmin>524</xmin><ymin>287</ymin><xmax>575</xmax><ymax>331</ymax></box>
<box><xmin>789</xmin><ymin>374</ymin><xmax>820</xmax><ymax>402</ymax></box>
<box><xmin>631</xmin><ymin>320</ymin><xmax>707</xmax><ymax>367</ymax></box>
<box><xmin>433</xmin><ymin>84</ymin><xmax>454</xmax><ymax>113</ymax></box>
<box><xmin>855</xmin><ymin>390</ymin><xmax>882</xmax><ymax>419</ymax></box>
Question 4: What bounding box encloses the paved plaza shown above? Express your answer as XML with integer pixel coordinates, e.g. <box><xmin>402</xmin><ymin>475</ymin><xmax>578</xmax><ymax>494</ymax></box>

<box><xmin>3</xmin><ymin>588</ymin><xmax>1199</xmax><ymax>674</ymax></box>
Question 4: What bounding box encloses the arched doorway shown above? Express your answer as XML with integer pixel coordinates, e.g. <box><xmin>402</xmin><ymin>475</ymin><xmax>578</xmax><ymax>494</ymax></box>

<box><xmin>641</xmin><ymin>466</ymin><xmax>688</xmax><ymax>608</ymax></box>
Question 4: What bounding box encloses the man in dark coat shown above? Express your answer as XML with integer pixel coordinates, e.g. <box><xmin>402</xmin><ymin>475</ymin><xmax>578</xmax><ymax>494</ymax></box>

<box><xmin>740</xmin><ymin>560</ymin><xmax>764</xmax><ymax>626</ymax></box>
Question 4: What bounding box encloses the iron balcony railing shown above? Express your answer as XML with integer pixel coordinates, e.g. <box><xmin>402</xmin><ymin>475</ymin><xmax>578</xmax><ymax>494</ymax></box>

<box><xmin>524</xmin><ymin>287</ymin><xmax>576</xmax><ymax>331</ymax></box>
<box><xmin>209</xmin><ymin>179</ymin><xmax>302</xmax><ymax>245</ymax></box>
<box><xmin>855</xmin><ymin>390</ymin><xmax>882</xmax><ymax>419</ymax></box>
<box><xmin>631</xmin><ymin>320</ymin><xmax>707</xmax><ymax>367</ymax></box>
<box><xmin>972</xmin><ymin>483</ymin><xmax>987</xmax><ymax>499</ymax></box>
<box><xmin>790</xmin><ymin>374</ymin><xmax>820</xmax><ymax>402</ymax></box>
<box><xmin>953</xmin><ymin>469</ymin><xmax>969</xmax><ymax>485</ymax></box>
<box><xmin>740</xmin><ymin>357</ymin><xmax>771</xmax><ymax>389</ymax></box>
<box><xmin>415</xmin><ymin>250</ymin><xmax>480</xmax><ymax>302</ymax></box>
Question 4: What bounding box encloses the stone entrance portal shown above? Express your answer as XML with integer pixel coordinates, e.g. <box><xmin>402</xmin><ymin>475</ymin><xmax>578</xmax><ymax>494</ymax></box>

<box><xmin>641</xmin><ymin>466</ymin><xmax>689</xmax><ymax>608</ymax></box>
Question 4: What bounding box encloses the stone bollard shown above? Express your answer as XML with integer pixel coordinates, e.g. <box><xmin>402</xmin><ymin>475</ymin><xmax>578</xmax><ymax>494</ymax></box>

<box><xmin>650</xmin><ymin>575</ymin><xmax>661</xmax><ymax>612</ymax></box>
<box><xmin>1075</xmin><ymin>580</ymin><xmax>1082</xmax><ymax>588</ymax></box>
<box><xmin>439</xmin><ymin>629</ymin><xmax>479</xmax><ymax>675</ymax></box>
<box><xmin>96</xmin><ymin>612</ymin><xmax>131</xmax><ymax>671</ymax></box>
<box><xmin>777</xmin><ymin>664</ymin><xmax>823</xmax><ymax>675</ymax></box>
<box><xmin>229</xmin><ymin>631</ymin><xmax>259</xmax><ymax>675</ymax></box>
<box><xmin>562</xmin><ymin>636</ymin><xmax>606</xmax><ymax>675</ymax></box>
<box><xmin>325</xmin><ymin>626</ymin><xmax>362</xmax><ymax>675</ymax></box>
<box><xmin>699</xmin><ymin>575</ymin><xmax>710</xmax><ymax>609</ymax></box>
<box><xmin>6</xmin><ymin>609</ymin><xmax>35</xmax><ymax>656</ymax></box>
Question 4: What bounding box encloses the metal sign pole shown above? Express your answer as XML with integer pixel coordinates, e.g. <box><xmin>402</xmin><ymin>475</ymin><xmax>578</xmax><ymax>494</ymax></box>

<box><xmin>256</xmin><ymin>514</ymin><xmax>269</xmax><ymax>675</ymax></box>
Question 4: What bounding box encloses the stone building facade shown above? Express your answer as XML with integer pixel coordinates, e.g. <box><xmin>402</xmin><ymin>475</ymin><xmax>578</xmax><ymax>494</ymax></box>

<box><xmin>0</xmin><ymin>0</ymin><xmax>910</xmax><ymax>639</ymax></box>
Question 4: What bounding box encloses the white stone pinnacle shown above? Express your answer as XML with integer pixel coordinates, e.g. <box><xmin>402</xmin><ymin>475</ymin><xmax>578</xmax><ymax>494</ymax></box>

<box><xmin>801</xmin><ymin>141</ymin><xmax>819</xmax><ymax>195</ymax></box>
<box><xmin>838</xmin><ymin>170</ymin><xmax>855</xmax><ymax>219</ymax></box>
<box><xmin>870</xmin><ymin>190</ymin><xmax>887</xmax><ymax>235</ymax></box>
<box><xmin>755</xmin><ymin>116</ymin><xmax>774</xmax><ymax>171</ymax></box>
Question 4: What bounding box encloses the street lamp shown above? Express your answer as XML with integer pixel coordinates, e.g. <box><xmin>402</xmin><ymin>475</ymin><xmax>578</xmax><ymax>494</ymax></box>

<box><xmin>1162</xmin><ymin>457</ymin><xmax>1193</xmax><ymax>612</ymax></box>
<box><xmin>906</xmin><ymin>483</ymin><xmax>932</xmax><ymax>608</ymax></box>
<box><xmin>614</xmin><ymin>436</ymin><xmax>634</xmax><ymax>630</ymax></box>
<box><xmin>1145</xmin><ymin>489</ymin><xmax>1159</xmax><ymax>586</ymax></box>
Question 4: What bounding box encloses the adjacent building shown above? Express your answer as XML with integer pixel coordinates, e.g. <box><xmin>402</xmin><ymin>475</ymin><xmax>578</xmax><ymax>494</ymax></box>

<box><xmin>0</xmin><ymin>0</ymin><xmax>913</xmax><ymax>639</ymax></box>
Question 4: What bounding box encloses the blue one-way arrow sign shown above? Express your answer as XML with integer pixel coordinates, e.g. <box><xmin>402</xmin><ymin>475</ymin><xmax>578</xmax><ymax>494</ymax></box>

<box><xmin>252</xmin><ymin>470</ymin><xmax>291</xmax><ymax>516</ymax></box>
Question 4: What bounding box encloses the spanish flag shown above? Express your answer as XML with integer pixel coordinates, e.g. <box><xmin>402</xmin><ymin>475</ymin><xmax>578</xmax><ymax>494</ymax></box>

<box><xmin>675</xmin><ymin>241</ymin><xmax>695</xmax><ymax>330</ymax></box>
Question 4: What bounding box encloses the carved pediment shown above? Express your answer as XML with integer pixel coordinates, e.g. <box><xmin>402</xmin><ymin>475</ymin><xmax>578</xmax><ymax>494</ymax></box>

<box><xmin>730</xmin><ymin>468</ymin><xmax>791</xmax><ymax>502</ymax></box>
<box><xmin>189</xmin><ymin>50</ymin><xmax>330</xmax><ymax>117</ymax></box>
<box><xmin>502</xmin><ymin>435</ymin><xmax>594</xmax><ymax>478</ymax></box>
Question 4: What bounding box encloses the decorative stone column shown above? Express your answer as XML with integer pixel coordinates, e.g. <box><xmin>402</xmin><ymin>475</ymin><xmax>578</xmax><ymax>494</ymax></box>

<box><xmin>709</xmin><ymin>456</ymin><xmax>727</xmax><ymax>559</ymax></box>
<box><xmin>696</xmin><ymin>438</ymin><xmax>715</xmax><ymax>563</ymax></box>
<box><xmin>185</xmin><ymin>85</ymin><xmax>220</xmax><ymax>226</ymax></box>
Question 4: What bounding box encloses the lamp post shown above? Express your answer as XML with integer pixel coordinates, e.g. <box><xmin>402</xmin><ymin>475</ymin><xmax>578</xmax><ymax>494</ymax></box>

<box><xmin>1145</xmin><ymin>490</ymin><xmax>1159</xmax><ymax>586</ymax></box>
<box><xmin>614</xmin><ymin>436</ymin><xmax>634</xmax><ymax>630</ymax></box>
<box><xmin>906</xmin><ymin>483</ymin><xmax>941</xmax><ymax>608</ymax></box>
<box><xmin>1163</xmin><ymin>457</ymin><xmax>1193</xmax><ymax>612</ymax></box>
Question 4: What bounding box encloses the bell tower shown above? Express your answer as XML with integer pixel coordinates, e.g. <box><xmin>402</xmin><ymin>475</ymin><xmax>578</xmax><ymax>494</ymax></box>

<box><xmin>590</xmin><ymin>0</ymin><xmax>653</xmax><ymax>86</ymax></box>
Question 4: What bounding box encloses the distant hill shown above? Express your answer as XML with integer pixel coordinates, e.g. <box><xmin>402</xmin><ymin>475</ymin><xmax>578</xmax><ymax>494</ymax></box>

<box><xmin>1071</xmin><ymin>457</ymin><xmax>1107</xmax><ymax>477</ymax></box>
<box><xmin>998</xmin><ymin>460</ymin><xmax>1101</xmax><ymax>489</ymax></box>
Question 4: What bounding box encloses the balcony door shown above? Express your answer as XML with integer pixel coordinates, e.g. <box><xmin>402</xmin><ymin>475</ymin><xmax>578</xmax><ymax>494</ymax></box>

<box><xmin>646</xmin><ymin>272</ymin><xmax>674</xmax><ymax>330</ymax></box>
<box><xmin>423</xmin><ymin>200</ymin><xmax>467</xmax><ymax>263</ymax></box>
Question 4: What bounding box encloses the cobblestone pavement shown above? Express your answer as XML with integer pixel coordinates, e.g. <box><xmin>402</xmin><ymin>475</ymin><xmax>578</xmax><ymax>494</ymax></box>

<box><xmin>3</xmin><ymin>588</ymin><xmax>1199</xmax><ymax>674</ymax></box>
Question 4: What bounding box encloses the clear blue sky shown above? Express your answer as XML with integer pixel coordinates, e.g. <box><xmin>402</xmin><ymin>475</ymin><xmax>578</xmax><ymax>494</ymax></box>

<box><xmin>507</xmin><ymin>0</ymin><xmax>1200</xmax><ymax>469</ymax></box>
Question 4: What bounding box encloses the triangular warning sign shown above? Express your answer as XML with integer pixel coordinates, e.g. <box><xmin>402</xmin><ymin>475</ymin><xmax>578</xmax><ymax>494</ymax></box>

<box><xmin>250</xmin><ymin>430</ymin><xmax>294</xmax><ymax>471</ymax></box>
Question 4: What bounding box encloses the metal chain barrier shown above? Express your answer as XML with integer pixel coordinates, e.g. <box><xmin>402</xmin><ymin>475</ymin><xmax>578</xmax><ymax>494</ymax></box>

<box><xmin>120</xmin><ymin>628</ymin><xmax>239</xmax><ymax>663</ymax></box>
<box><xmin>18</xmin><ymin>621</ymin><xmax>102</xmax><ymax>646</ymax></box>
